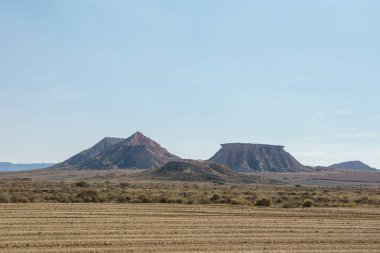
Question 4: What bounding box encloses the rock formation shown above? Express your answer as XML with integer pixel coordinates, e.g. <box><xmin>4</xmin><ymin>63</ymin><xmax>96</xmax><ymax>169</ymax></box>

<box><xmin>51</xmin><ymin>137</ymin><xmax>124</xmax><ymax>169</ymax></box>
<box><xmin>52</xmin><ymin>132</ymin><xmax>179</xmax><ymax>170</ymax></box>
<box><xmin>329</xmin><ymin>161</ymin><xmax>377</xmax><ymax>171</ymax></box>
<box><xmin>141</xmin><ymin>159</ymin><xmax>263</xmax><ymax>183</ymax></box>
<box><xmin>208</xmin><ymin>143</ymin><xmax>307</xmax><ymax>172</ymax></box>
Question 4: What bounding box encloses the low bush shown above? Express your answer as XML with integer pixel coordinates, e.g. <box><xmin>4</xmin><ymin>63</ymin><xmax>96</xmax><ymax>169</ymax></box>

<box><xmin>210</xmin><ymin>194</ymin><xmax>220</xmax><ymax>202</ymax></box>
<box><xmin>116</xmin><ymin>195</ymin><xmax>131</xmax><ymax>203</ymax></box>
<box><xmin>119</xmin><ymin>182</ymin><xmax>130</xmax><ymax>188</ymax></box>
<box><xmin>302</xmin><ymin>199</ymin><xmax>314</xmax><ymax>208</ymax></box>
<box><xmin>76</xmin><ymin>190</ymin><xmax>98</xmax><ymax>202</ymax></box>
<box><xmin>10</xmin><ymin>194</ymin><xmax>29</xmax><ymax>203</ymax></box>
<box><xmin>75</xmin><ymin>181</ymin><xmax>89</xmax><ymax>187</ymax></box>
<box><xmin>159</xmin><ymin>197</ymin><xmax>168</xmax><ymax>203</ymax></box>
<box><xmin>282</xmin><ymin>201</ymin><xmax>300</xmax><ymax>208</ymax></box>
<box><xmin>256</xmin><ymin>197</ymin><xmax>272</xmax><ymax>207</ymax></box>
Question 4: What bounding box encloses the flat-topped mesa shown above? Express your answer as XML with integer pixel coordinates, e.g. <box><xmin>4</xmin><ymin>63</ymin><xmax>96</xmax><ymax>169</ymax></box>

<box><xmin>221</xmin><ymin>143</ymin><xmax>285</xmax><ymax>149</ymax></box>
<box><xmin>208</xmin><ymin>143</ymin><xmax>307</xmax><ymax>172</ymax></box>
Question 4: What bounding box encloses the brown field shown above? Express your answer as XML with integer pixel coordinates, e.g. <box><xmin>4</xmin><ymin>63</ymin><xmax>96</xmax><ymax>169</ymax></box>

<box><xmin>0</xmin><ymin>203</ymin><xmax>379</xmax><ymax>252</ymax></box>
<box><xmin>1</xmin><ymin>170</ymin><xmax>379</xmax><ymax>252</ymax></box>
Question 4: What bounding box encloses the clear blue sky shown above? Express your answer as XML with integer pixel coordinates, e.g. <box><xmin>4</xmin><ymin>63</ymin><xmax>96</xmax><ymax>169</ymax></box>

<box><xmin>1</xmin><ymin>0</ymin><xmax>379</xmax><ymax>168</ymax></box>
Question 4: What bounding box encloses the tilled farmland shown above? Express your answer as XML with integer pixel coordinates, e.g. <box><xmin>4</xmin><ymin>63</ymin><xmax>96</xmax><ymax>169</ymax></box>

<box><xmin>0</xmin><ymin>204</ymin><xmax>379</xmax><ymax>253</ymax></box>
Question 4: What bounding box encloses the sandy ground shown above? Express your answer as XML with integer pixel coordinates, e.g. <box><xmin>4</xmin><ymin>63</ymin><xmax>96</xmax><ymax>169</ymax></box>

<box><xmin>0</xmin><ymin>203</ymin><xmax>379</xmax><ymax>252</ymax></box>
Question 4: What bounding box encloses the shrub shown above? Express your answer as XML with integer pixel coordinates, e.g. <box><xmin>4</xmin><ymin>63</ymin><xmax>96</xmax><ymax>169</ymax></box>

<box><xmin>303</xmin><ymin>199</ymin><xmax>314</xmax><ymax>208</ymax></box>
<box><xmin>210</xmin><ymin>194</ymin><xmax>220</xmax><ymax>202</ymax></box>
<box><xmin>119</xmin><ymin>182</ymin><xmax>130</xmax><ymax>188</ymax></box>
<box><xmin>256</xmin><ymin>197</ymin><xmax>272</xmax><ymax>207</ymax></box>
<box><xmin>75</xmin><ymin>181</ymin><xmax>89</xmax><ymax>187</ymax></box>
<box><xmin>159</xmin><ymin>197</ymin><xmax>168</xmax><ymax>203</ymax></box>
<box><xmin>10</xmin><ymin>194</ymin><xmax>29</xmax><ymax>203</ymax></box>
<box><xmin>76</xmin><ymin>190</ymin><xmax>98</xmax><ymax>202</ymax></box>
<box><xmin>219</xmin><ymin>196</ymin><xmax>233</xmax><ymax>204</ymax></box>
<box><xmin>200</xmin><ymin>198</ymin><xmax>210</xmax><ymax>204</ymax></box>
<box><xmin>282</xmin><ymin>201</ymin><xmax>300</xmax><ymax>208</ymax></box>
<box><xmin>116</xmin><ymin>195</ymin><xmax>131</xmax><ymax>203</ymax></box>
<box><xmin>141</xmin><ymin>197</ymin><xmax>149</xmax><ymax>203</ymax></box>
<box><xmin>0</xmin><ymin>192</ymin><xmax>10</xmax><ymax>203</ymax></box>
<box><xmin>339</xmin><ymin>196</ymin><xmax>351</xmax><ymax>204</ymax></box>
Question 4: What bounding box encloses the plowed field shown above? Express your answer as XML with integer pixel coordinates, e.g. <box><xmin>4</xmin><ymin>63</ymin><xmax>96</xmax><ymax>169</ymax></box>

<box><xmin>0</xmin><ymin>204</ymin><xmax>379</xmax><ymax>252</ymax></box>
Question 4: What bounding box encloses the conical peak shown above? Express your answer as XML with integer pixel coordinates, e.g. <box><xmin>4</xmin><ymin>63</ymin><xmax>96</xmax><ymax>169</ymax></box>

<box><xmin>129</xmin><ymin>131</ymin><xmax>149</xmax><ymax>141</ymax></box>
<box><xmin>119</xmin><ymin>131</ymin><xmax>160</xmax><ymax>147</ymax></box>
<box><xmin>131</xmin><ymin>131</ymin><xmax>144</xmax><ymax>137</ymax></box>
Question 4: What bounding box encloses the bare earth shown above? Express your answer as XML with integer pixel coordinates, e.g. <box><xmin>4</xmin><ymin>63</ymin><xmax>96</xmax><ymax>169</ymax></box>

<box><xmin>0</xmin><ymin>204</ymin><xmax>379</xmax><ymax>253</ymax></box>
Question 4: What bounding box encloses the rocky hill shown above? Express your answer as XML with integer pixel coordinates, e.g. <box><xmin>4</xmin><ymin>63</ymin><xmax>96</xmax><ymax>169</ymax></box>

<box><xmin>208</xmin><ymin>143</ymin><xmax>308</xmax><ymax>172</ymax></box>
<box><xmin>51</xmin><ymin>137</ymin><xmax>124</xmax><ymax>169</ymax></box>
<box><xmin>329</xmin><ymin>161</ymin><xmax>377</xmax><ymax>171</ymax></box>
<box><xmin>52</xmin><ymin>132</ymin><xmax>180</xmax><ymax>170</ymax></box>
<box><xmin>139</xmin><ymin>160</ymin><xmax>264</xmax><ymax>183</ymax></box>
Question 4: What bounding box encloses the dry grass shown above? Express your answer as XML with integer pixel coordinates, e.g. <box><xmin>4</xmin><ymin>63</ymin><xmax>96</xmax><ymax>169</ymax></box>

<box><xmin>0</xmin><ymin>180</ymin><xmax>379</xmax><ymax>208</ymax></box>
<box><xmin>0</xmin><ymin>203</ymin><xmax>379</xmax><ymax>252</ymax></box>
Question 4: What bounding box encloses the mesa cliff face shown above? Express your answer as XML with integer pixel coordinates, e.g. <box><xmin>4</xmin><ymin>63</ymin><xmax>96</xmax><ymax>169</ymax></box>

<box><xmin>208</xmin><ymin>143</ymin><xmax>307</xmax><ymax>172</ymax></box>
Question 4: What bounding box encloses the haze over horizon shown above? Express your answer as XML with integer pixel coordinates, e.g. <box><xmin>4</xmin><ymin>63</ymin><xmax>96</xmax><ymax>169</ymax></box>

<box><xmin>0</xmin><ymin>1</ymin><xmax>379</xmax><ymax>169</ymax></box>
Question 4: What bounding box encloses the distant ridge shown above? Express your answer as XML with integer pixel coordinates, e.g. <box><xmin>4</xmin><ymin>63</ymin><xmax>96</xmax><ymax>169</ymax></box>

<box><xmin>0</xmin><ymin>162</ymin><xmax>55</xmax><ymax>171</ymax></box>
<box><xmin>208</xmin><ymin>143</ymin><xmax>308</xmax><ymax>172</ymax></box>
<box><xmin>329</xmin><ymin>161</ymin><xmax>377</xmax><ymax>171</ymax></box>
<box><xmin>52</xmin><ymin>132</ymin><xmax>180</xmax><ymax>170</ymax></box>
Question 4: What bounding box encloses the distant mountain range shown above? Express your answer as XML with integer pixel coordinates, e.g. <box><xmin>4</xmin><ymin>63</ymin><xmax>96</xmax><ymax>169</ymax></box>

<box><xmin>51</xmin><ymin>132</ymin><xmax>308</xmax><ymax>173</ymax></box>
<box><xmin>329</xmin><ymin>161</ymin><xmax>377</xmax><ymax>171</ymax></box>
<box><xmin>0</xmin><ymin>162</ymin><xmax>55</xmax><ymax>172</ymax></box>
<box><xmin>47</xmin><ymin>132</ymin><xmax>377</xmax><ymax>176</ymax></box>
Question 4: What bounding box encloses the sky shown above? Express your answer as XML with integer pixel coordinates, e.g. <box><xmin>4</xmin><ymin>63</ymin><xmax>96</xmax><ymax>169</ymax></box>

<box><xmin>0</xmin><ymin>0</ymin><xmax>379</xmax><ymax>169</ymax></box>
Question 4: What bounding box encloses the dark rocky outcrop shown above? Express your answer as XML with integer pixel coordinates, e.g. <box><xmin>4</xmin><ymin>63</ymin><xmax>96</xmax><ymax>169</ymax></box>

<box><xmin>140</xmin><ymin>160</ymin><xmax>264</xmax><ymax>183</ymax></box>
<box><xmin>208</xmin><ymin>143</ymin><xmax>308</xmax><ymax>172</ymax></box>
<box><xmin>52</xmin><ymin>132</ymin><xmax>179</xmax><ymax>170</ymax></box>
<box><xmin>329</xmin><ymin>161</ymin><xmax>377</xmax><ymax>171</ymax></box>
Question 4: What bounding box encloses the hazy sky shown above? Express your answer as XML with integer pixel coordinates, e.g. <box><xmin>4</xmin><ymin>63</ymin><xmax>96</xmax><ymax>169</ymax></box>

<box><xmin>1</xmin><ymin>0</ymin><xmax>379</xmax><ymax>168</ymax></box>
